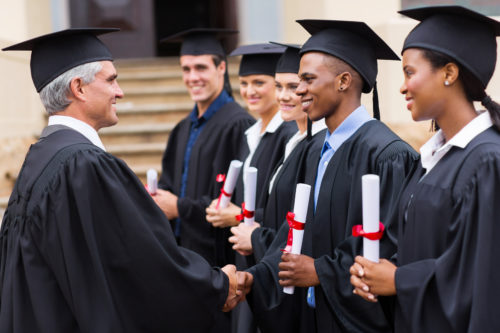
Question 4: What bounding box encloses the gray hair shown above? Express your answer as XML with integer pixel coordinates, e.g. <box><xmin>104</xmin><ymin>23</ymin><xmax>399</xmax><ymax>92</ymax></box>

<box><xmin>39</xmin><ymin>61</ymin><xmax>103</xmax><ymax>115</ymax></box>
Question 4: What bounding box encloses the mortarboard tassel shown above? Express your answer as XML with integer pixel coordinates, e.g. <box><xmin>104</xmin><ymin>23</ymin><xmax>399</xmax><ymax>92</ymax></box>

<box><xmin>372</xmin><ymin>81</ymin><xmax>380</xmax><ymax>120</ymax></box>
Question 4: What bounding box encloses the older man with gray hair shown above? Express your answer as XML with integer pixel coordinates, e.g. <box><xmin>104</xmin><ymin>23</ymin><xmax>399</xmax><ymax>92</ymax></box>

<box><xmin>0</xmin><ymin>28</ymin><xmax>239</xmax><ymax>333</ymax></box>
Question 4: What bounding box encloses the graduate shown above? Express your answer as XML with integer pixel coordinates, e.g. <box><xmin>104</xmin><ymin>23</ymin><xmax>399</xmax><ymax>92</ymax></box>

<box><xmin>350</xmin><ymin>6</ymin><xmax>500</xmax><ymax>332</ymax></box>
<box><xmin>228</xmin><ymin>43</ymin><xmax>326</xmax><ymax>333</ymax></box>
<box><xmin>205</xmin><ymin>43</ymin><xmax>297</xmax><ymax>238</ymax></box>
<box><xmin>228</xmin><ymin>43</ymin><xmax>326</xmax><ymax>263</ymax></box>
<box><xmin>155</xmin><ymin>28</ymin><xmax>255</xmax><ymax>267</ymax></box>
<box><xmin>0</xmin><ymin>28</ymin><xmax>240</xmax><ymax>333</ymax></box>
<box><xmin>237</xmin><ymin>20</ymin><xmax>418</xmax><ymax>332</ymax></box>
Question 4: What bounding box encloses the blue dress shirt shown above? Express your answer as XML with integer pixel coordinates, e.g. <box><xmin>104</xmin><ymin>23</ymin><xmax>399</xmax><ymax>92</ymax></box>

<box><xmin>308</xmin><ymin>105</ymin><xmax>373</xmax><ymax>308</ymax></box>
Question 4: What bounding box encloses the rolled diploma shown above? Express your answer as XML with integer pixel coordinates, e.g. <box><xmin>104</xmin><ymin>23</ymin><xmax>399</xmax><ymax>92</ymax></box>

<box><xmin>362</xmin><ymin>174</ymin><xmax>380</xmax><ymax>262</ymax></box>
<box><xmin>243</xmin><ymin>167</ymin><xmax>258</xmax><ymax>226</ymax></box>
<box><xmin>218</xmin><ymin>160</ymin><xmax>243</xmax><ymax>208</ymax></box>
<box><xmin>147</xmin><ymin>169</ymin><xmax>158</xmax><ymax>195</ymax></box>
<box><xmin>284</xmin><ymin>183</ymin><xmax>311</xmax><ymax>294</ymax></box>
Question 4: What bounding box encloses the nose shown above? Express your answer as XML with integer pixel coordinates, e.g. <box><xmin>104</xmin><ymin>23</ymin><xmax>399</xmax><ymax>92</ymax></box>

<box><xmin>400</xmin><ymin>81</ymin><xmax>407</xmax><ymax>95</ymax></box>
<box><xmin>115</xmin><ymin>82</ymin><xmax>124</xmax><ymax>99</ymax></box>
<box><xmin>247</xmin><ymin>84</ymin><xmax>256</xmax><ymax>95</ymax></box>
<box><xmin>295</xmin><ymin>80</ymin><xmax>306</xmax><ymax>97</ymax></box>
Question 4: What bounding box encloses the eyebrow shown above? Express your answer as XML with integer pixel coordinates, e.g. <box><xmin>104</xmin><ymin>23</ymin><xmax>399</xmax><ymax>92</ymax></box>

<box><xmin>299</xmin><ymin>72</ymin><xmax>314</xmax><ymax>78</ymax></box>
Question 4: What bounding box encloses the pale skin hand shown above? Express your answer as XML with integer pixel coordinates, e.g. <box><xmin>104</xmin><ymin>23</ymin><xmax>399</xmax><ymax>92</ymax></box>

<box><xmin>228</xmin><ymin>222</ymin><xmax>260</xmax><ymax>256</ymax></box>
<box><xmin>237</xmin><ymin>271</ymin><xmax>254</xmax><ymax>297</ymax></box>
<box><xmin>221</xmin><ymin>264</ymin><xmax>242</xmax><ymax>312</ymax></box>
<box><xmin>278</xmin><ymin>253</ymin><xmax>320</xmax><ymax>287</ymax></box>
<box><xmin>152</xmin><ymin>189</ymin><xmax>179</xmax><ymax>220</ymax></box>
<box><xmin>205</xmin><ymin>199</ymin><xmax>241</xmax><ymax>228</ymax></box>
<box><xmin>349</xmin><ymin>256</ymin><xmax>397</xmax><ymax>303</ymax></box>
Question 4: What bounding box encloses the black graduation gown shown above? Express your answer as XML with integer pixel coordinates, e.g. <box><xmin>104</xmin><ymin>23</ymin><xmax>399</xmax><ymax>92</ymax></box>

<box><xmin>158</xmin><ymin>101</ymin><xmax>255</xmax><ymax>266</ymax></box>
<box><xmin>0</xmin><ymin>128</ymin><xmax>229</xmax><ymax>333</ymax></box>
<box><xmin>234</xmin><ymin>120</ymin><xmax>298</xmax><ymax>224</ymax></box>
<box><xmin>247</xmin><ymin>130</ymin><xmax>326</xmax><ymax>333</ymax></box>
<box><xmin>251</xmin><ymin>129</ymin><xmax>327</xmax><ymax>262</ymax></box>
<box><xmin>248</xmin><ymin>120</ymin><xmax>418</xmax><ymax>333</ymax></box>
<box><xmin>392</xmin><ymin>127</ymin><xmax>500</xmax><ymax>333</ymax></box>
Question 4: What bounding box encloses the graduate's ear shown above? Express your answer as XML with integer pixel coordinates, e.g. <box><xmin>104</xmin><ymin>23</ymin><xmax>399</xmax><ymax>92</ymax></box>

<box><xmin>216</xmin><ymin>59</ymin><xmax>226</xmax><ymax>75</ymax></box>
<box><xmin>337</xmin><ymin>71</ymin><xmax>353</xmax><ymax>92</ymax></box>
<box><xmin>443</xmin><ymin>62</ymin><xmax>459</xmax><ymax>86</ymax></box>
<box><xmin>68</xmin><ymin>77</ymin><xmax>86</xmax><ymax>102</ymax></box>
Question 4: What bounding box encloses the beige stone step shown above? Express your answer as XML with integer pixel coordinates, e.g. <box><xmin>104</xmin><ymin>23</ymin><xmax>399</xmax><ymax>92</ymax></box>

<box><xmin>100</xmin><ymin>123</ymin><xmax>173</xmax><ymax>145</ymax></box>
<box><xmin>115</xmin><ymin>102</ymin><xmax>192</xmax><ymax>124</ymax></box>
<box><xmin>108</xmin><ymin>142</ymin><xmax>165</xmax><ymax>166</ymax></box>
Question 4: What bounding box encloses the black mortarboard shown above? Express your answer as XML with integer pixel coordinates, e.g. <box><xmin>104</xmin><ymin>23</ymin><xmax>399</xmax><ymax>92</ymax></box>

<box><xmin>400</xmin><ymin>5</ymin><xmax>500</xmax><ymax>88</ymax></box>
<box><xmin>297</xmin><ymin>20</ymin><xmax>399</xmax><ymax>93</ymax></box>
<box><xmin>2</xmin><ymin>28</ymin><xmax>118</xmax><ymax>92</ymax></box>
<box><xmin>229</xmin><ymin>43</ymin><xmax>286</xmax><ymax>76</ymax></box>
<box><xmin>160</xmin><ymin>28</ymin><xmax>238</xmax><ymax>57</ymax></box>
<box><xmin>270</xmin><ymin>42</ymin><xmax>302</xmax><ymax>74</ymax></box>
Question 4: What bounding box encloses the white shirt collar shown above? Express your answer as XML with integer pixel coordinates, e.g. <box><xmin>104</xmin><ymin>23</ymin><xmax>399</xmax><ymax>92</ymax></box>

<box><xmin>48</xmin><ymin>115</ymin><xmax>106</xmax><ymax>151</ymax></box>
<box><xmin>421</xmin><ymin>111</ymin><xmax>492</xmax><ymax>174</ymax></box>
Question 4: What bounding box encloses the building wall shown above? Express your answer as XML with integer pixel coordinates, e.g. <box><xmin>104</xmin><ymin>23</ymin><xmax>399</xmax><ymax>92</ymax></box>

<box><xmin>0</xmin><ymin>0</ymin><xmax>52</xmax><ymax>196</ymax></box>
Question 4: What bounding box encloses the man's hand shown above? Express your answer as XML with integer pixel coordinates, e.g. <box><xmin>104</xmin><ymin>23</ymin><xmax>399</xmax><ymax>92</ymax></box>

<box><xmin>152</xmin><ymin>189</ymin><xmax>179</xmax><ymax>220</ymax></box>
<box><xmin>228</xmin><ymin>222</ymin><xmax>260</xmax><ymax>256</ymax></box>
<box><xmin>349</xmin><ymin>256</ymin><xmax>397</xmax><ymax>303</ymax></box>
<box><xmin>237</xmin><ymin>271</ymin><xmax>254</xmax><ymax>297</ymax></box>
<box><xmin>278</xmin><ymin>253</ymin><xmax>320</xmax><ymax>287</ymax></box>
<box><xmin>206</xmin><ymin>199</ymin><xmax>241</xmax><ymax>228</ymax></box>
<box><xmin>221</xmin><ymin>264</ymin><xmax>242</xmax><ymax>312</ymax></box>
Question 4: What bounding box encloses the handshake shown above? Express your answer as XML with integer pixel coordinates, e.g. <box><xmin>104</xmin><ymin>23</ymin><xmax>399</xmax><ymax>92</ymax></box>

<box><xmin>220</xmin><ymin>265</ymin><xmax>254</xmax><ymax>312</ymax></box>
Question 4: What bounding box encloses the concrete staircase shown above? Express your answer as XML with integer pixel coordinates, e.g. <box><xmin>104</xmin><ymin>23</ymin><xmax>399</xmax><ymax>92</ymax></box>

<box><xmin>0</xmin><ymin>57</ymin><xmax>242</xmax><ymax>218</ymax></box>
<box><xmin>103</xmin><ymin>57</ymin><xmax>241</xmax><ymax>183</ymax></box>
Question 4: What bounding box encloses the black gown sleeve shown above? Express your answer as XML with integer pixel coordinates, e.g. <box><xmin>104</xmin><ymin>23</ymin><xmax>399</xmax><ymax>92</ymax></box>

<box><xmin>29</xmin><ymin>149</ymin><xmax>228</xmax><ymax>332</ymax></box>
<box><xmin>395</xmin><ymin>154</ymin><xmax>500</xmax><ymax>332</ymax></box>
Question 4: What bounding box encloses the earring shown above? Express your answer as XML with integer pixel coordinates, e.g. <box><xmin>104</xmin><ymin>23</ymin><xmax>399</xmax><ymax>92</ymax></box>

<box><xmin>444</xmin><ymin>80</ymin><xmax>450</xmax><ymax>86</ymax></box>
<box><xmin>339</xmin><ymin>87</ymin><xmax>343</xmax><ymax>91</ymax></box>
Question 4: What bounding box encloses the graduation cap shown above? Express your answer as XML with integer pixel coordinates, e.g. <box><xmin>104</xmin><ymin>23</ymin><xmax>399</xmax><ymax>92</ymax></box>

<box><xmin>400</xmin><ymin>5</ymin><xmax>500</xmax><ymax>88</ymax></box>
<box><xmin>2</xmin><ymin>28</ymin><xmax>119</xmax><ymax>92</ymax></box>
<box><xmin>270</xmin><ymin>42</ymin><xmax>302</xmax><ymax>74</ymax></box>
<box><xmin>160</xmin><ymin>28</ymin><xmax>238</xmax><ymax>57</ymax></box>
<box><xmin>297</xmin><ymin>20</ymin><xmax>399</xmax><ymax>120</ymax></box>
<box><xmin>229</xmin><ymin>43</ymin><xmax>286</xmax><ymax>76</ymax></box>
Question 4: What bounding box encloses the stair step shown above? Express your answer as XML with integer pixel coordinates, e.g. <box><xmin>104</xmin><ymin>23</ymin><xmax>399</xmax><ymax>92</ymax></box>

<box><xmin>107</xmin><ymin>142</ymin><xmax>165</xmax><ymax>155</ymax></box>
<box><xmin>100</xmin><ymin>123</ymin><xmax>173</xmax><ymax>145</ymax></box>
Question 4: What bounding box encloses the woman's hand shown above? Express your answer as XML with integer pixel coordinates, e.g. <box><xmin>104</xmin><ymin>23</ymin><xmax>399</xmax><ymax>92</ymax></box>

<box><xmin>350</xmin><ymin>256</ymin><xmax>397</xmax><ymax>302</ymax></box>
<box><xmin>206</xmin><ymin>199</ymin><xmax>241</xmax><ymax>228</ymax></box>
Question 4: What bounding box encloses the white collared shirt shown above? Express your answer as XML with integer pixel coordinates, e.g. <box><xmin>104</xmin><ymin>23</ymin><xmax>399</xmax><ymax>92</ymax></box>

<box><xmin>268</xmin><ymin>119</ymin><xmax>327</xmax><ymax>194</ymax></box>
<box><xmin>242</xmin><ymin>111</ymin><xmax>284</xmax><ymax>180</ymax></box>
<box><xmin>48</xmin><ymin>115</ymin><xmax>106</xmax><ymax>151</ymax></box>
<box><xmin>420</xmin><ymin>111</ymin><xmax>492</xmax><ymax>174</ymax></box>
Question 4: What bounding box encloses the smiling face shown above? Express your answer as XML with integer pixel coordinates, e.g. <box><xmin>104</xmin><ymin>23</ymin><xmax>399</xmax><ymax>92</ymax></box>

<box><xmin>295</xmin><ymin>52</ymin><xmax>342</xmax><ymax>122</ymax></box>
<box><xmin>83</xmin><ymin>61</ymin><xmax>123</xmax><ymax>130</ymax></box>
<box><xmin>180</xmin><ymin>54</ymin><xmax>225</xmax><ymax>109</ymax></box>
<box><xmin>239</xmin><ymin>74</ymin><xmax>278</xmax><ymax>115</ymax></box>
<box><xmin>400</xmin><ymin>48</ymin><xmax>446</xmax><ymax>122</ymax></box>
<box><xmin>274</xmin><ymin>72</ymin><xmax>306</xmax><ymax>123</ymax></box>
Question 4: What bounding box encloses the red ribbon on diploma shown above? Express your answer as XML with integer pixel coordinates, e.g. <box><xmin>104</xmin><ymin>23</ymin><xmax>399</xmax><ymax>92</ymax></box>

<box><xmin>215</xmin><ymin>174</ymin><xmax>232</xmax><ymax>209</ymax></box>
<box><xmin>281</xmin><ymin>212</ymin><xmax>305</xmax><ymax>253</ymax></box>
<box><xmin>235</xmin><ymin>202</ymin><xmax>254</xmax><ymax>222</ymax></box>
<box><xmin>352</xmin><ymin>222</ymin><xmax>385</xmax><ymax>240</ymax></box>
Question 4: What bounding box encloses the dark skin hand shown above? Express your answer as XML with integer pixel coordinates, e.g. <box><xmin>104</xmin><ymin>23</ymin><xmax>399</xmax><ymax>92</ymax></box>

<box><xmin>349</xmin><ymin>256</ymin><xmax>397</xmax><ymax>303</ymax></box>
<box><xmin>278</xmin><ymin>253</ymin><xmax>320</xmax><ymax>287</ymax></box>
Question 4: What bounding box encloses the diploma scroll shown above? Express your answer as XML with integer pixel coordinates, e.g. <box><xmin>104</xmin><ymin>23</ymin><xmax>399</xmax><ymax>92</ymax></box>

<box><xmin>147</xmin><ymin>169</ymin><xmax>158</xmax><ymax>195</ymax></box>
<box><xmin>216</xmin><ymin>160</ymin><xmax>243</xmax><ymax>209</ymax></box>
<box><xmin>243</xmin><ymin>167</ymin><xmax>258</xmax><ymax>226</ymax></box>
<box><xmin>284</xmin><ymin>183</ymin><xmax>311</xmax><ymax>295</ymax></box>
<box><xmin>362</xmin><ymin>174</ymin><xmax>380</xmax><ymax>262</ymax></box>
